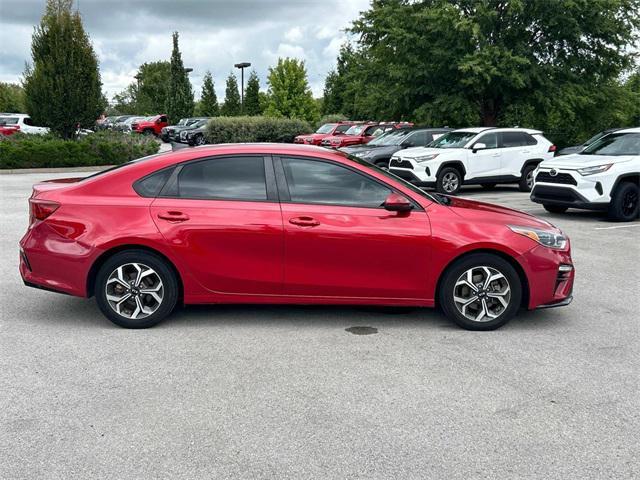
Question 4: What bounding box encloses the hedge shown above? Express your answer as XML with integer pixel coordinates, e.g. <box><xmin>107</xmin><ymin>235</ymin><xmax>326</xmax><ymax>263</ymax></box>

<box><xmin>0</xmin><ymin>131</ymin><xmax>160</xmax><ymax>169</ymax></box>
<box><xmin>204</xmin><ymin>116</ymin><xmax>312</xmax><ymax>144</ymax></box>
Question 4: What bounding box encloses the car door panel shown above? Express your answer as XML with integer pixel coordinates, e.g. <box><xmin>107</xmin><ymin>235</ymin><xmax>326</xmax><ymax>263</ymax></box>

<box><xmin>467</xmin><ymin>132</ymin><xmax>501</xmax><ymax>178</ymax></box>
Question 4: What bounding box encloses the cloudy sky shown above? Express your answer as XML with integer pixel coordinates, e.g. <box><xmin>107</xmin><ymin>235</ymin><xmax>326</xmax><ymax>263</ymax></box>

<box><xmin>0</xmin><ymin>0</ymin><xmax>370</xmax><ymax>102</ymax></box>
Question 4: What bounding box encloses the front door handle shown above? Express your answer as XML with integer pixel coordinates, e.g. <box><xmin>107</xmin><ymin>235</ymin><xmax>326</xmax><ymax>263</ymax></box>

<box><xmin>157</xmin><ymin>211</ymin><xmax>190</xmax><ymax>222</ymax></box>
<box><xmin>289</xmin><ymin>216</ymin><xmax>320</xmax><ymax>227</ymax></box>
<box><xmin>491</xmin><ymin>153</ymin><xmax>501</xmax><ymax>157</ymax></box>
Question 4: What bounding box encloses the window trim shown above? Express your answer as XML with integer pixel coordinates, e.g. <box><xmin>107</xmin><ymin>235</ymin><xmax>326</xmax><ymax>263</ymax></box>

<box><xmin>273</xmin><ymin>154</ymin><xmax>423</xmax><ymax>211</ymax></box>
<box><xmin>155</xmin><ymin>154</ymin><xmax>278</xmax><ymax>203</ymax></box>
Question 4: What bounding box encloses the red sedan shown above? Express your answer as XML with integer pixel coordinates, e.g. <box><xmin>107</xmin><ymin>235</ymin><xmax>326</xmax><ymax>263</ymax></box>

<box><xmin>20</xmin><ymin>144</ymin><xmax>574</xmax><ymax>330</ymax></box>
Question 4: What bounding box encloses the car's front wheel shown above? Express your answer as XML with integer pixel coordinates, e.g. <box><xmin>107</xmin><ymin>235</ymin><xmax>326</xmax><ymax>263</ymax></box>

<box><xmin>95</xmin><ymin>250</ymin><xmax>178</xmax><ymax>328</ymax></box>
<box><xmin>608</xmin><ymin>181</ymin><xmax>639</xmax><ymax>222</ymax></box>
<box><xmin>194</xmin><ymin>134</ymin><xmax>206</xmax><ymax>146</ymax></box>
<box><xmin>436</xmin><ymin>167</ymin><xmax>462</xmax><ymax>195</ymax></box>
<box><xmin>439</xmin><ymin>253</ymin><xmax>522</xmax><ymax>330</ymax></box>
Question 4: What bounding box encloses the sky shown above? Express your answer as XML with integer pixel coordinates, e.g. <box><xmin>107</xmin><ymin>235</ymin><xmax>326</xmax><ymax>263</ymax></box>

<box><xmin>0</xmin><ymin>0</ymin><xmax>370</xmax><ymax>102</ymax></box>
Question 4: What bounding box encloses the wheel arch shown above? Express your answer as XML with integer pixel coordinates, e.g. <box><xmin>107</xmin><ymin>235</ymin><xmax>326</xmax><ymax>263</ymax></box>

<box><xmin>434</xmin><ymin>248</ymin><xmax>530</xmax><ymax>310</ymax></box>
<box><xmin>611</xmin><ymin>172</ymin><xmax>640</xmax><ymax>193</ymax></box>
<box><xmin>520</xmin><ymin>158</ymin><xmax>544</xmax><ymax>173</ymax></box>
<box><xmin>87</xmin><ymin>244</ymin><xmax>184</xmax><ymax>302</ymax></box>
<box><xmin>436</xmin><ymin>161</ymin><xmax>466</xmax><ymax>178</ymax></box>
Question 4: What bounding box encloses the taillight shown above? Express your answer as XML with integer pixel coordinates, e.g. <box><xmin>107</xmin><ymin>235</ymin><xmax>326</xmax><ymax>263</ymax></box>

<box><xmin>29</xmin><ymin>199</ymin><xmax>59</xmax><ymax>225</ymax></box>
<box><xmin>548</xmin><ymin>145</ymin><xmax>557</xmax><ymax>153</ymax></box>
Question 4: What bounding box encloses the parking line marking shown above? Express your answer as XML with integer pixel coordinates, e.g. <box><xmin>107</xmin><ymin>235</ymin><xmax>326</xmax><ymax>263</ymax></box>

<box><xmin>594</xmin><ymin>224</ymin><xmax>640</xmax><ymax>230</ymax></box>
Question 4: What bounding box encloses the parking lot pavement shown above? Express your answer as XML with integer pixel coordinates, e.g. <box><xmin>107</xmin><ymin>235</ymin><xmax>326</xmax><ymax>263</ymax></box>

<box><xmin>1</xmin><ymin>174</ymin><xmax>638</xmax><ymax>479</ymax></box>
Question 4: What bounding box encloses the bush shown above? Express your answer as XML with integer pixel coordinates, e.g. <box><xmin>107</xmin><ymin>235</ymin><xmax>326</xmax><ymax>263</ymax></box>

<box><xmin>204</xmin><ymin>116</ymin><xmax>312</xmax><ymax>144</ymax></box>
<box><xmin>0</xmin><ymin>131</ymin><xmax>160</xmax><ymax>169</ymax></box>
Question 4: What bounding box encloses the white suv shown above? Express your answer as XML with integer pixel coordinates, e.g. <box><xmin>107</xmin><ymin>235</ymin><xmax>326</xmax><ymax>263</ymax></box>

<box><xmin>0</xmin><ymin>113</ymin><xmax>49</xmax><ymax>135</ymax></box>
<box><xmin>388</xmin><ymin>127</ymin><xmax>555</xmax><ymax>194</ymax></box>
<box><xmin>531</xmin><ymin>127</ymin><xmax>639</xmax><ymax>222</ymax></box>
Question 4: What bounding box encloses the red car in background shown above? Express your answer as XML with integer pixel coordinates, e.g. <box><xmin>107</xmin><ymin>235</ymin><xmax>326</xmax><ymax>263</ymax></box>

<box><xmin>0</xmin><ymin>124</ymin><xmax>20</xmax><ymax>136</ymax></box>
<box><xmin>321</xmin><ymin>122</ymin><xmax>413</xmax><ymax>148</ymax></box>
<box><xmin>131</xmin><ymin>114</ymin><xmax>169</xmax><ymax>136</ymax></box>
<box><xmin>20</xmin><ymin>143</ymin><xmax>574</xmax><ymax>331</ymax></box>
<box><xmin>294</xmin><ymin>121</ymin><xmax>357</xmax><ymax>145</ymax></box>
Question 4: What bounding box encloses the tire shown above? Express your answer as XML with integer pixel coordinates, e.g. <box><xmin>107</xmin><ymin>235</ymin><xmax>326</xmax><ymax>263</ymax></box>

<box><xmin>543</xmin><ymin>204</ymin><xmax>568</xmax><ymax>214</ymax></box>
<box><xmin>519</xmin><ymin>165</ymin><xmax>536</xmax><ymax>192</ymax></box>
<box><xmin>143</xmin><ymin>129</ymin><xmax>154</xmax><ymax>136</ymax></box>
<box><xmin>95</xmin><ymin>250</ymin><xmax>178</xmax><ymax>328</ymax></box>
<box><xmin>436</xmin><ymin>167</ymin><xmax>462</xmax><ymax>195</ymax></box>
<box><xmin>607</xmin><ymin>181</ymin><xmax>639</xmax><ymax>222</ymax></box>
<box><xmin>438</xmin><ymin>253</ymin><xmax>522</xmax><ymax>331</ymax></box>
<box><xmin>194</xmin><ymin>134</ymin><xmax>206</xmax><ymax>146</ymax></box>
<box><xmin>481</xmin><ymin>183</ymin><xmax>497</xmax><ymax>190</ymax></box>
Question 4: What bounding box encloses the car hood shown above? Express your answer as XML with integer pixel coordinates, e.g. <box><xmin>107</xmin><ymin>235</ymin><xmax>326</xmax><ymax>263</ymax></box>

<box><xmin>445</xmin><ymin>196</ymin><xmax>554</xmax><ymax>229</ymax></box>
<box><xmin>399</xmin><ymin>146</ymin><xmax>462</xmax><ymax>158</ymax></box>
<box><xmin>299</xmin><ymin>133</ymin><xmax>332</xmax><ymax>140</ymax></box>
<box><xmin>344</xmin><ymin>145</ymin><xmax>399</xmax><ymax>155</ymax></box>
<box><xmin>539</xmin><ymin>154</ymin><xmax>637</xmax><ymax>169</ymax></box>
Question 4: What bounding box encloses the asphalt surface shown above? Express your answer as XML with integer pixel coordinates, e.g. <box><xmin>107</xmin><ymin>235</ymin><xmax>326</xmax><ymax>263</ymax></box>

<box><xmin>1</xmin><ymin>172</ymin><xmax>638</xmax><ymax>479</ymax></box>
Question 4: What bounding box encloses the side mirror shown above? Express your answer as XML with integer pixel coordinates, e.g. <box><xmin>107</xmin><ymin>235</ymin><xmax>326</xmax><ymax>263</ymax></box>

<box><xmin>472</xmin><ymin>142</ymin><xmax>486</xmax><ymax>153</ymax></box>
<box><xmin>401</xmin><ymin>141</ymin><xmax>414</xmax><ymax>148</ymax></box>
<box><xmin>383</xmin><ymin>193</ymin><xmax>413</xmax><ymax>212</ymax></box>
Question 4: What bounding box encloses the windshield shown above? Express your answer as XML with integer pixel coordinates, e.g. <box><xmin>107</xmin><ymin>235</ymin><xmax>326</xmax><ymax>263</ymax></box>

<box><xmin>582</xmin><ymin>132</ymin><xmax>640</xmax><ymax>156</ymax></box>
<box><xmin>177</xmin><ymin>118</ymin><xmax>188</xmax><ymax>126</ymax></box>
<box><xmin>368</xmin><ymin>129</ymin><xmax>411</xmax><ymax>146</ymax></box>
<box><xmin>0</xmin><ymin>117</ymin><xmax>19</xmax><ymax>125</ymax></box>
<box><xmin>345</xmin><ymin>125</ymin><xmax>366</xmax><ymax>135</ymax></box>
<box><xmin>429</xmin><ymin>131</ymin><xmax>476</xmax><ymax>149</ymax></box>
<box><xmin>583</xmin><ymin>131</ymin><xmax>608</xmax><ymax>146</ymax></box>
<box><xmin>316</xmin><ymin>123</ymin><xmax>337</xmax><ymax>134</ymax></box>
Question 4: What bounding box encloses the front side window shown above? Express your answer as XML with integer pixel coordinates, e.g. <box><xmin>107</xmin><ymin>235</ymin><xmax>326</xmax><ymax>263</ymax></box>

<box><xmin>334</xmin><ymin>124</ymin><xmax>352</xmax><ymax>134</ymax></box>
<box><xmin>430</xmin><ymin>131</ymin><xmax>477</xmax><ymax>149</ymax></box>
<box><xmin>476</xmin><ymin>132</ymin><xmax>499</xmax><ymax>149</ymax></box>
<box><xmin>345</xmin><ymin>125</ymin><xmax>366</xmax><ymax>136</ymax></box>
<box><xmin>282</xmin><ymin>157</ymin><xmax>391</xmax><ymax>208</ymax></box>
<box><xmin>582</xmin><ymin>133</ymin><xmax>640</xmax><ymax>156</ymax></box>
<box><xmin>177</xmin><ymin>157</ymin><xmax>267</xmax><ymax>200</ymax></box>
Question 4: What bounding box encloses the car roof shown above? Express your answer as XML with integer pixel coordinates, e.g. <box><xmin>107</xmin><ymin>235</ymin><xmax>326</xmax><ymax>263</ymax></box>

<box><xmin>0</xmin><ymin>113</ymin><xmax>29</xmax><ymax>118</ymax></box>
<box><xmin>453</xmin><ymin>127</ymin><xmax>543</xmax><ymax>135</ymax></box>
<box><xmin>616</xmin><ymin>127</ymin><xmax>640</xmax><ymax>133</ymax></box>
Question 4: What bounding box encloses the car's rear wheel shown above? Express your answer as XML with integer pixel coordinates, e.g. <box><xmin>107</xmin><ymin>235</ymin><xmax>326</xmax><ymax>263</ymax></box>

<box><xmin>438</xmin><ymin>253</ymin><xmax>522</xmax><ymax>331</ymax></box>
<box><xmin>95</xmin><ymin>250</ymin><xmax>178</xmax><ymax>328</ymax></box>
<box><xmin>543</xmin><ymin>204</ymin><xmax>568</xmax><ymax>214</ymax></box>
<box><xmin>519</xmin><ymin>165</ymin><xmax>536</xmax><ymax>192</ymax></box>
<box><xmin>608</xmin><ymin>182</ymin><xmax>639</xmax><ymax>222</ymax></box>
<box><xmin>436</xmin><ymin>167</ymin><xmax>462</xmax><ymax>195</ymax></box>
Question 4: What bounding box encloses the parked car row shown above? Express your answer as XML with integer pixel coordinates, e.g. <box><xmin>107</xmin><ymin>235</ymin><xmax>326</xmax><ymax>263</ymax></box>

<box><xmin>161</xmin><ymin>117</ymin><xmax>210</xmax><ymax>145</ymax></box>
<box><xmin>378</xmin><ymin>126</ymin><xmax>638</xmax><ymax>221</ymax></box>
<box><xmin>96</xmin><ymin>114</ymin><xmax>169</xmax><ymax>136</ymax></box>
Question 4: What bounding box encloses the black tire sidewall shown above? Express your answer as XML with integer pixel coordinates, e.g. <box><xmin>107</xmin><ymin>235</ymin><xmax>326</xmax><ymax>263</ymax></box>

<box><xmin>608</xmin><ymin>182</ymin><xmax>639</xmax><ymax>222</ymax></box>
<box><xmin>439</xmin><ymin>253</ymin><xmax>522</xmax><ymax>331</ymax></box>
<box><xmin>543</xmin><ymin>204</ymin><xmax>568</xmax><ymax>214</ymax></box>
<box><xmin>519</xmin><ymin>165</ymin><xmax>536</xmax><ymax>192</ymax></box>
<box><xmin>436</xmin><ymin>167</ymin><xmax>462</xmax><ymax>194</ymax></box>
<box><xmin>95</xmin><ymin>250</ymin><xmax>178</xmax><ymax>328</ymax></box>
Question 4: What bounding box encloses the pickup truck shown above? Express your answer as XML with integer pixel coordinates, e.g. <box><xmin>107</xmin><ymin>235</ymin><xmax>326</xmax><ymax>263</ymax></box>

<box><xmin>131</xmin><ymin>115</ymin><xmax>169</xmax><ymax>136</ymax></box>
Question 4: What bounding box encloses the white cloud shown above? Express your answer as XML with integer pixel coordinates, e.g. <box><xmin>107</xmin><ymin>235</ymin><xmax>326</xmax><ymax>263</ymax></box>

<box><xmin>284</xmin><ymin>26</ymin><xmax>303</xmax><ymax>43</ymax></box>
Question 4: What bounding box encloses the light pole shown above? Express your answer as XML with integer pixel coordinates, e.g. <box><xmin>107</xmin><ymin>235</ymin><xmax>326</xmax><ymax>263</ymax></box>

<box><xmin>234</xmin><ymin>62</ymin><xmax>251</xmax><ymax>112</ymax></box>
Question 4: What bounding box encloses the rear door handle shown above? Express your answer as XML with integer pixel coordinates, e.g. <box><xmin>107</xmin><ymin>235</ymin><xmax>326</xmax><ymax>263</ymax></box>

<box><xmin>289</xmin><ymin>216</ymin><xmax>320</xmax><ymax>227</ymax></box>
<box><xmin>157</xmin><ymin>211</ymin><xmax>190</xmax><ymax>222</ymax></box>
<box><xmin>491</xmin><ymin>153</ymin><xmax>501</xmax><ymax>157</ymax></box>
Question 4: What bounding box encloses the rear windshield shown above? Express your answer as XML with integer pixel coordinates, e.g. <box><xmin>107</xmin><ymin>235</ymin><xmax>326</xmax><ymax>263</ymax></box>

<box><xmin>0</xmin><ymin>117</ymin><xmax>19</xmax><ymax>125</ymax></box>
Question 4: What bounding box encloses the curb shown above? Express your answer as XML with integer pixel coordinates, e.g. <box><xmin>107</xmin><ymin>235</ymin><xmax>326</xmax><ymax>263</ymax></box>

<box><xmin>0</xmin><ymin>165</ymin><xmax>114</xmax><ymax>174</ymax></box>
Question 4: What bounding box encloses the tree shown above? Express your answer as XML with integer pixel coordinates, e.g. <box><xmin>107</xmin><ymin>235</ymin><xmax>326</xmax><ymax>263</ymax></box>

<box><xmin>23</xmin><ymin>0</ymin><xmax>104</xmax><ymax>138</ymax></box>
<box><xmin>348</xmin><ymin>0</ymin><xmax>640</xmax><ymax>127</ymax></box>
<box><xmin>244</xmin><ymin>70</ymin><xmax>262</xmax><ymax>115</ymax></box>
<box><xmin>0</xmin><ymin>83</ymin><xmax>26</xmax><ymax>112</ymax></box>
<box><xmin>198</xmin><ymin>71</ymin><xmax>219</xmax><ymax>116</ymax></box>
<box><xmin>221</xmin><ymin>73</ymin><xmax>241</xmax><ymax>116</ymax></box>
<box><xmin>112</xmin><ymin>61</ymin><xmax>171</xmax><ymax>115</ymax></box>
<box><xmin>264</xmin><ymin>57</ymin><xmax>318</xmax><ymax>122</ymax></box>
<box><xmin>321</xmin><ymin>70</ymin><xmax>341</xmax><ymax>115</ymax></box>
<box><xmin>166</xmin><ymin>32</ymin><xmax>194</xmax><ymax>122</ymax></box>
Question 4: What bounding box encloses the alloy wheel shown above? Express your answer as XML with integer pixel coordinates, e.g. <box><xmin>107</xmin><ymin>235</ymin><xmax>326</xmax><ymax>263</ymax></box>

<box><xmin>453</xmin><ymin>266</ymin><xmax>511</xmax><ymax>322</ymax></box>
<box><xmin>526</xmin><ymin>170</ymin><xmax>534</xmax><ymax>189</ymax></box>
<box><xmin>622</xmin><ymin>189</ymin><xmax>638</xmax><ymax>216</ymax></box>
<box><xmin>442</xmin><ymin>172</ymin><xmax>459</xmax><ymax>193</ymax></box>
<box><xmin>105</xmin><ymin>263</ymin><xmax>164</xmax><ymax>319</ymax></box>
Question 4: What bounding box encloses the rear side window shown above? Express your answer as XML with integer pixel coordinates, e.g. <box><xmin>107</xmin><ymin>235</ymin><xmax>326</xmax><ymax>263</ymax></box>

<box><xmin>133</xmin><ymin>167</ymin><xmax>174</xmax><ymax>197</ymax></box>
<box><xmin>282</xmin><ymin>157</ymin><xmax>391</xmax><ymax>207</ymax></box>
<box><xmin>176</xmin><ymin>157</ymin><xmax>267</xmax><ymax>200</ymax></box>
<box><xmin>501</xmin><ymin>132</ymin><xmax>535</xmax><ymax>147</ymax></box>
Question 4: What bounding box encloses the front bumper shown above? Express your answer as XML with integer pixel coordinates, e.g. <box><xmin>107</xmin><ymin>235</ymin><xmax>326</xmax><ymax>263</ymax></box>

<box><xmin>531</xmin><ymin>167</ymin><xmax>614</xmax><ymax>209</ymax></box>
<box><xmin>519</xmin><ymin>245</ymin><xmax>574</xmax><ymax>310</ymax></box>
<box><xmin>389</xmin><ymin>157</ymin><xmax>436</xmax><ymax>185</ymax></box>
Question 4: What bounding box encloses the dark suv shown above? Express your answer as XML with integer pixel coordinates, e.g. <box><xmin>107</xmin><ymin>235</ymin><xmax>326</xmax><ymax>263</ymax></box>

<box><xmin>340</xmin><ymin>127</ymin><xmax>452</xmax><ymax>169</ymax></box>
<box><xmin>178</xmin><ymin>119</ymin><xmax>210</xmax><ymax>146</ymax></box>
<box><xmin>161</xmin><ymin>118</ymin><xmax>209</xmax><ymax>143</ymax></box>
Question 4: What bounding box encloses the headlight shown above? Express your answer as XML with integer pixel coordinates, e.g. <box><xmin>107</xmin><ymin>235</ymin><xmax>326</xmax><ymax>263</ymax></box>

<box><xmin>577</xmin><ymin>164</ymin><xmax>612</xmax><ymax>176</ymax></box>
<box><xmin>508</xmin><ymin>225</ymin><xmax>567</xmax><ymax>250</ymax></box>
<box><xmin>413</xmin><ymin>154</ymin><xmax>439</xmax><ymax>163</ymax></box>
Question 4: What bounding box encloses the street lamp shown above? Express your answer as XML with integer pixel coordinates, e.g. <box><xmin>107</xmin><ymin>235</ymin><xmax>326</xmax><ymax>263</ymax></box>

<box><xmin>234</xmin><ymin>62</ymin><xmax>251</xmax><ymax>112</ymax></box>
<box><xmin>184</xmin><ymin>67</ymin><xmax>193</xmax><ymax>74</ymax></box>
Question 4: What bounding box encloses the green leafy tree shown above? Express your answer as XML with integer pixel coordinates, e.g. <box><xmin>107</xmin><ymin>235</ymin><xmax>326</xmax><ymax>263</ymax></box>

<box><xmin>221</xmin><ymin>73</ymin><xmax>241</xmax><ymax>116</ymax></box>
<box><xmin>347</xmin><ymin>0</ymin><xmax>640</xmax><ymax>129</ymax></box>
<box><xmin>244</xmin><ymin>70</ymin><xmax>262</xmax><ymax>115</ymax></box>
<box><xmin>199</xmin><ymin>71</ymin><xmax>219</xmax><ymax>116</ymax></box>
<box><xmin>166</xmin><ymin>32</ymin><xmax>194</xmax><ymax>122</ymax></box>
<box><xmin>264</xmin><ymin>57</ymin><xmax>318</xmax><ymax>122</ymax></box>
<box><xmin>0</xmin><ymin>83</ymin><xmax>26</xmax><ymax>112</ymax></box>
<box><xmin>23</xmin><ymin>0</ymin><xmax>104</xmax><ymax>138</ymax></box>
<box><xmin>321</xmin><ymin>70</ymin><xmax>341</xmax><ymax>115</ymax></box>
<box><xmin>112</xmin><ymin>61</ymin><xmax>171</xmax><ymax>115</ymax></box>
